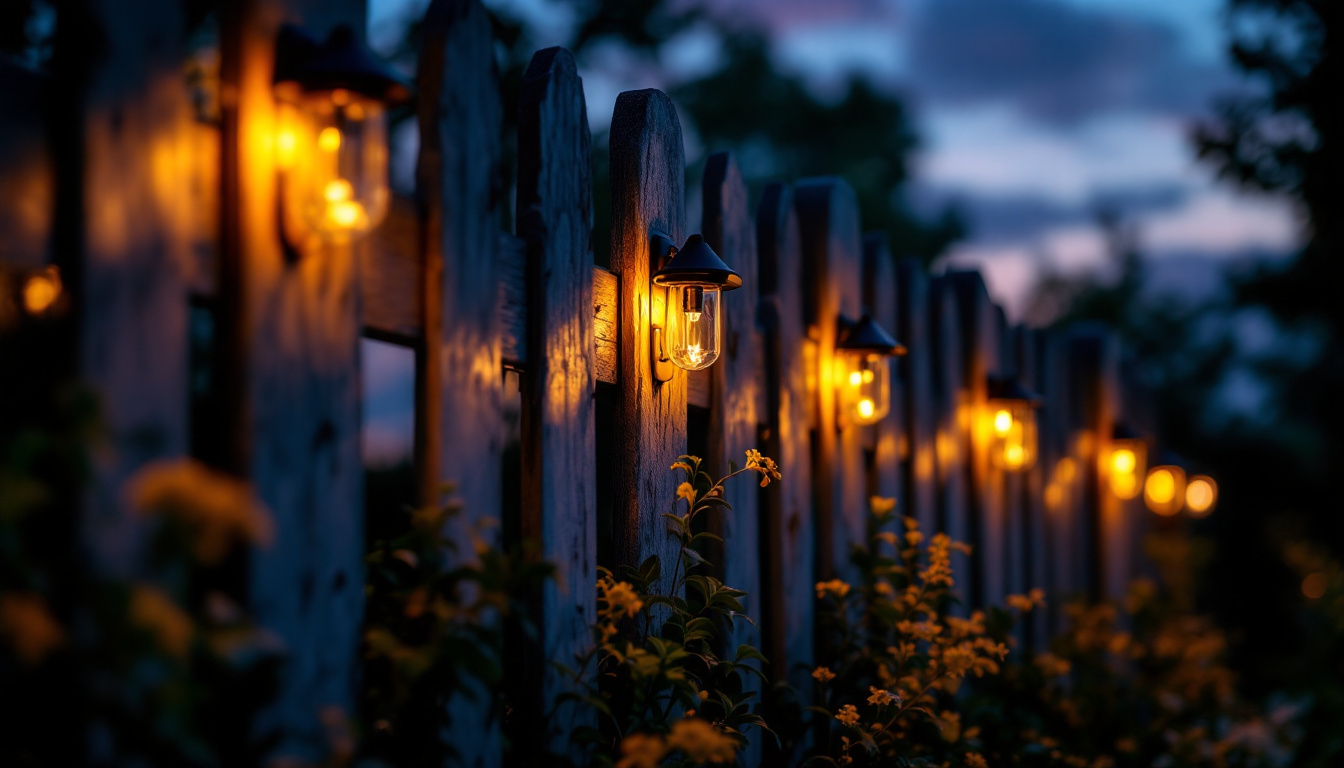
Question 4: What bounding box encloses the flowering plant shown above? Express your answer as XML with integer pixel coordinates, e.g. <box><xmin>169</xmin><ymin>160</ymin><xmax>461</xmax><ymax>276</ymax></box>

<box><xmin>799</xmin><ymin>496</ymin><xmax>1040</xmax><ymax>767</ymax></box>
<box><xmin>558</xmin><ymin>451</ymin><xmax>781</xmax><ymax>767</ymax></box>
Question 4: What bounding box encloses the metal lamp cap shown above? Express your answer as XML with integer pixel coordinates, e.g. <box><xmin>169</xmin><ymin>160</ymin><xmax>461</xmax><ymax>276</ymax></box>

<box><xmin>652</xmin><ymin>234</ymin><xmax>743</xmax><ymax>290</ymax></box>
<box><xmin>837</xmin><ymin>314</ymin><xmax>906</xmax><ymax>356</ymax></box>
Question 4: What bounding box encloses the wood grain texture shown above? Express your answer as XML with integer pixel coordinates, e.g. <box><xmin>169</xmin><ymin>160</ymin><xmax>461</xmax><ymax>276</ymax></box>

<box><xmin>593</xmin><ymin>266</ymin><xmax>618</xmax><ymax>385</ymax></box>
<box><xmin>863</xmin><ymin>235</ymin><xmax>901</xmax><ymax>504</ymax></box>
<box><xmin>362</xmin><ymin>194</ymin><xmax>422</xmax><ymax>341</ymax></box>
<box><xmin>947</xmin><ymin>270</ymin><xmax>1007</xmax><ymax>608</ymax></box>
<box><xmin>927</xmin><ymin>276</ymin><xmax>970</xmax><ymax>604</ymax></box>
<box><xmin>418</xmin><ymin>0</ymin><xmax>505</xmax><ymax>764</ymax></box>
<box><xmin>220</xmin><ymin>0</ymin><xmax>366</xmax><ymax>759</ymax></box>
<box><xmin>515</xmin><ymin>46</ymin><xmax>596</xmax><ymax>759</ymax></box>
<box><xmin>756</xmin><ymin>181</ymin><xmax>815</xmax><ymax>724</ymax></box>
<box><xmin>794</xmin><ymin>177</ymin><xmax>865</xmax><ymax>583</ymax></box>
<box><xmin>1000</xmin><ymin>312</ymin><xmax>1027</xmax><ymax>605</ymax></box>
<box><xmin>498</xmin><ymin>232</ymin><xmax>527</xmax><ymax>366</ymax></box>
<box><xmin>73</xmin><ymin>0</ymin><xmax>195</xmax><ymax>574</ymax></box>
<box><xmin>608</xmin><ymin>89</ymin><xmax>686</xmax><ymax>586</ymax></box>
<box><xmin>895</xmin><ymin>260</ymin><xmax>940</xmax><ymax>536</ymax></box>
<box><xmin>700</xmin><ymin>151</ymin><xmax>763</xmax><ymax>763</ymax></box>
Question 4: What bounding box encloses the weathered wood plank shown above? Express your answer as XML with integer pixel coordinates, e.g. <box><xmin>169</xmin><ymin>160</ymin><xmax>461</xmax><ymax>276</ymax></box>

<box><xmin>794</xmin><ymin>177</ymin><xmax>865</xmax><ymax>584</ymax></box>
<box><xmin>700</xmin><ymin>151</ymin><xmax>763</xmax><ymax>762</ymax></box>
<box><xmin>220</xmin><ymin>0</ymin><xmax>366</xmax><ymax>759</ymax></box>
<box><xmin>498</xmin><ymin>232</ymin><xmax>526</xmax><ymax>366</ymax></box>
<box><xmin>609</xmin><ymin>88</ymin><xmax>686</xmax><ymax>589</ymax></box>
<box><xmin>998</xmin><ymin>310</ymin><xmax>1027</xmax><ymax>604</ymax></box>
<box><xmin>1016</xmin><ymin>326</ymin><xmax>1051</xmax><ymax>648</ymax></box>
<box><xmin>895</xmin><ymin>260</ymin><xmax>939</xmax><ymax>536</ymax></box>
<box><xmin>946</xmin><ymin>270</ymin><xmax>1007</xmax><ymax>608</ymax></box>
<box><xmin>756</xmin><ymin>182</ymin><xmax>815</xmax><ymax>707</ymax></box>
<box><xmin>863</xmin><ymin>235</ymin><xmax>901</xmax><ymax>504</ymax></box>
<box><xmin>515</xmin><ymin>46</ymin><xmax>595</xmax><ymax>760</ymax></box>
<box><xmin>593</xmin><ymin>266</ymin><xmax>618</xmax><ymax>385</ymax></box>
<box><xmin>927</xmin><ymin>276</ymin><xmax>970</xmax><ymax>601</ymax></box>
<box><xmin>1066</xmin><ymin>324</ymin><xmax>1121</xmax><ymax>603</ymax></box>
<box><xmin>362</xmin><ymin>194</ymin><xmax>421</xmax><ymax>341</ymax></box>
<box><xmin>418</xmin><ymin>1</ymin><xmax>505</xmax><ymax>765</ymax></box>
<box><xmin>68</xmin><ymin>0</ymin><xmax>195</xmax><ymax>573</ymax></box>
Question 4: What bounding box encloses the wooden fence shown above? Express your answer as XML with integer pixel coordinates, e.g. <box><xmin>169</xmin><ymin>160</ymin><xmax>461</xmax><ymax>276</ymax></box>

<box><xmin>0</xmin><ymin>0</ymin><xmax>1156</xmax><ymax>763</ymax></box>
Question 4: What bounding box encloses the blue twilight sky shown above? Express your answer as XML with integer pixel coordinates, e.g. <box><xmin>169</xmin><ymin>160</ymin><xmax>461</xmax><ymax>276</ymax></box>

<box><xmin>362</xmin><ymin>0</ymin><xmax>1300</xmax><ymax>464</ymax></box>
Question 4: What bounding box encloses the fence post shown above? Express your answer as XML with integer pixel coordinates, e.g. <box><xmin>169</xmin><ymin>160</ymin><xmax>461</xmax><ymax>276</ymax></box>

<box><xmin>1000</xmin><ymin>312</ymin><xmax>1027</xmax><ymax>605</ymax></box>
<box><xmin>609</xmin><ymin>88</ymin><xmax>686</xmax><ymax>590</ymax></box>
<box><xmin>1013</xmin><ymin>325</ymin><xmax>1049</xmax><ymax>647</ymax></box>
<box><xmin>756</xmin><ymin>182</ymin><xmax>815</xmax><ymax>705</ymax></box>
<box><xmin>895</xmin><ymin>260</ymin><xmax>940</xmax><ymax>537</ymax></box>
<box><xmin>927</xmin><ymin>276</ymin><xmax>970</xmax><ymax>599</ymax></box>
<box><xmin>1067</xmin><ymin>324</ymin><xmax>1123</xmax><ymax>603</ymax></box>
<box><xmin>947</xmin><ymin>271</ymin><xmax>1007</xmax><ymax>608</ymax></box>
<box><xmin>218</xmin><ymin>1</ymin><xmax>367</xmax><ymax>757</ymax></box>
<box><xmin>862</xmin><ymin>235</ymin><xmax>902</xmax><ymax>506</ymax></box>
<box><xmin>418</xmin><ymin>0</ymin><xmax>505</xmax><ymax>764</ymax></box>
<box><xmin>516</xmin><ymin>46</ymin><xmax>595</xmax><ymax>759</ymax></box>
<box><xmin>794</xmin><ymin>178</ymin><xmax>866</xmax><ymax>584</ymax></box>
<box><xmin>700</xmin><ymin>149</ymin><xmax>764</xmax><ymax>763</ymax></box>
<box><xmin>67</xmin><ymin>0</ymin><xmax>194</xmax><ymax>571</ymax></box>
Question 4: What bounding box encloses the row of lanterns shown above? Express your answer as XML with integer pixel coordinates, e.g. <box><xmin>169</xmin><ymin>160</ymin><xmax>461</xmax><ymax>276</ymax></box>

<box><xmin>274</xmin><ymin>25</ymin><xmax>1219</xmax><ymax>521</ymax></box>
<box><xmin>1108</xmin><ymin>428</ymin><xmax>1218</xmax><ymax>517</ymax></box>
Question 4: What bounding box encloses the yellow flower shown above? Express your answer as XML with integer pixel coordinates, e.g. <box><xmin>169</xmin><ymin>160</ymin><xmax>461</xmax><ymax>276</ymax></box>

<box><xmin>965</xmin><ymin>753</ymin><xmax>989</xmax><ymax>768</ymax></box>
<box><xmin>130</xmin><ymin>584</ymin><xmax>193</xmax><ymax>658</ymax></box>
<box><xmin>0</xmin><ymin>592</ymin><xmax>66</xmax><ymax>664</ymax></box>
<box><xmin>677</xmin><ymin>482</ymin><xmax>697</xmax><ymax>505</ymax></box>
<box><xmin>816</xmin><ymin>579</ymin><xmax>851</xmax><ymax>599</ymax></box>
<box><xmin>1006</xmin><ymin>593</ymin><xmax>1036</xmax><ymax>612</ymax></box>
<box><xmin>1034</xmin><ymin>652</ymin><xmax>1071</xmax><ymax>678</ymax></box>
<box><xmin>905</xmin><ymin>530</ymin><xmax>924</xmax><ymax>547</ymax></box>
<box><xmin>812</xmin><ymin>666</ymin><xmax>836</xmax><ymax>683</ymax></box>
<box><xmin>867</xmin><ymin>686</ymin><xmax>899</xmax><ymax>706</ymax></box>
<box><xmin>938</xmin><ymin>710</ymin><xmax>962</xmax><ymax>742</ymax></box>
<box><xmin>617</xmin><ymin>732</ymin><xmax>668</xmax><ymax>768</ymax></box>
<box><xmin>870</xmin><ymin>496</ymin><xmax>898</xmax><ymax>515</ymax></box>
<box><xmin>746</xmin><ymin>449</ymin><xmax>782</xmax><ymax>487</ymax></box>
<box><xmin>671</xmin><ymin>461</ymin><xmax>693</xmax><ymax>473</ymax></box>
<box><xmin>599</xmin><ymin>579</ymin><xmax>644</xmax><ymax>619</ymax></box>
<box><xmin>667</xmin><ymin>719</ymin><xmax>737</xmax><ymax>763</ymax></box>
<box><xmin>1028</xmin><ymin>587</ymin><xmax>1046</xmax><ymax>605</ymax></box>
<box><xmin>128</xmin><ymin>459</ymin><xmax>273</xmax><ymax>564</ymax></box>
<box><xmin>835</xmin><ymin>704</ymin><xmax>861</xmax><ymax>726</ymax></box>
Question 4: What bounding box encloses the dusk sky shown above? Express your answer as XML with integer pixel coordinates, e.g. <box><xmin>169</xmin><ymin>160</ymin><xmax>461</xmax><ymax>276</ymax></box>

<box><xmin>363</xmin><ymin>0</ymin><xmax>1301</xmax><ymax>464</ymax></box>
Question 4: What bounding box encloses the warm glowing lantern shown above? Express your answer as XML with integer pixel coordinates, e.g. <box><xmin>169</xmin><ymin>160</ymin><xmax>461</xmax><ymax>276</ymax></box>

<box><xmin>273</xmin><ymin>25</ymin><xmax>411</xmax><ymax>243</ymax></box>
<box><xmin>986</xmin><ymin>373</ymin><xmax>1043</xmax><ymax>471</ymax></box>
<box><xmin>1184</xmin><ymin>475</ymin><xmax>1217</xmax><ymax>517</ymax></box>
<box><xmin>836</xmin><ymin>314</ymin><xmax>906</xmax><ymax>425</ymax></box>
<box><xmin>1144</xmin><ymin>463</ymin><xmax>1186</xmax><ymax>516</ymax></box>
<box><xmin>1108</xmin><ymin>424</ymin><xmax>1147</xmax><ymax>500</ymax></box>
<box><xmin>651</xmin><ymin>233</ymin><xmax>742</xmax><ymax>374</ymax></box>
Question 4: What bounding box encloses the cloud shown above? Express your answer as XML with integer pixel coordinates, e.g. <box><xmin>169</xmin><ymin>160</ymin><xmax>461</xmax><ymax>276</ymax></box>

<box><xmin>906</xmin><ymin>0</ymin><xmax>1230</xmax><ymax>123</ymax></box>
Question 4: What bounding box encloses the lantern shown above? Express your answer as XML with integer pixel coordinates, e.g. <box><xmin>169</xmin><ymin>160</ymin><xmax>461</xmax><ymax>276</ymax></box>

<box><xmin>273</xmin><ymin>25</ymin><xmax>411</xmax><ymax>244</ymax></box>
<box><xmin>651</xmin><ymin>233</ymin><xmax>742</xmax><ymax>376</ymax></box>
<box><xmin>986</xmin><ymin>373</ymin><xmax>1043</xmax><ymax>471</ymax></box>
<box><xmin>836</xmin><ymin>315</ymin><xmax>906</xmax><ymax>425</ymax></box>
<box><xmin>1107</xmin><ymin>424</ymin><xmax>1146</xmax><ymax>500</ymax></box>
<box><xmin>1144</xmin><ymin>455</ymin><xmax>1186</xmax><ymax>517</ymax></box>
<box><xmin>1184</xmin><ymin>475</ymin><xmax>1218</xmax><ymax>517</ymax></box>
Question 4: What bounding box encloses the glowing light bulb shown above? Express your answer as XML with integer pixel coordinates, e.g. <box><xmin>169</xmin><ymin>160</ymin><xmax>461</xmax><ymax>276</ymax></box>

<box><xmin>318</xmin><ymin>126</ymin><xmax>342</xmax><ymax>152</ymax></box>
<box><xmin>1112</xmin><ymin>449</ymin><xmax>1136</xmax><ymax>475</ymax></box>
<box><xmin>1146</xmin><ymin>469</ymin><xmax>1175</xmax><ymax>504</ymax></box>
<box><xmin>994</xmin><ymin>409</ymin><xmax>1013</xmax><ymax>436</ymax></box>
<box><xmin>1185</xmin><ymin>476</ymin><xmax>1216</xmax><ymax>516</ymax></box>
<box><xmin>1004</xmin><ymin>443</ymin><xmax>1025</xmax><ymax>468</ymax></box>
<box><xmin>23</xmin><ymin>268</ymin><xmax>61</xmax><ymax>314</ymax></box>
<box><xmin>849</xmin><ymin>371</ymin><xmax>863</xmax><ymax>386</ymax></box>
<box><xmin>325</xmin><ymin>179</ymin><xmax>353</xmax><ymax>202</ymax></box>
<box><xmin>328</xmin><ymin>200</ymin><xmax>364</xmax><ymax>229</ymax></box>
<box><xmin>858</xmin><ymin>398</ymin><xmax>875</xmax><ymax>420</ymax></box>
<box><xmin>276</xmin><ymin>130</ymin><xmax>297</xmax><ymax>167</ymax></box>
